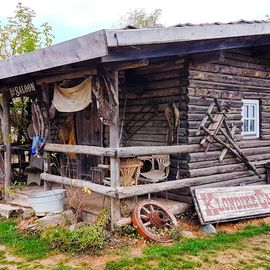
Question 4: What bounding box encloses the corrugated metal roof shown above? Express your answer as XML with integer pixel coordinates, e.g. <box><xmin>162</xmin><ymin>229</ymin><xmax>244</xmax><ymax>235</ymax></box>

<box><xmin>174</xmin><ymin>20</ymin><xmax>268</xmax><ymax>27</ymax></box>
<box><xmin>124</xmin><ymin>20</ymin><xmax>269</xmax><ymax>29</ymax></box>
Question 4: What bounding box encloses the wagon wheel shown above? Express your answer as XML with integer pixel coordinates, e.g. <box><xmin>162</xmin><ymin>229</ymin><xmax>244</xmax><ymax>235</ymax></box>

<box><xmin>132</xmin><ymin>200</ymin><xmax>177</xmax><ymax>243</ymax></box>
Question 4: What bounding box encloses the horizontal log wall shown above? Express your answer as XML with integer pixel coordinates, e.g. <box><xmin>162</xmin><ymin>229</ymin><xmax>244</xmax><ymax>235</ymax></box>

<box><xmin>116</xmin><ymin>57</ymin><xmax>189</xmax><ymax>177</ymax></box>
<box><xmin>173</xmin><ymin>48</ymin><xmax>270</xmax><ymax>201</ymax></box>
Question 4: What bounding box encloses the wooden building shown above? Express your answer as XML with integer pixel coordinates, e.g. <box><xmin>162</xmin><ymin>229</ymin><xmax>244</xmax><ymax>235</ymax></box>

<box><xmin>1</xmin><ymin>20</ymin><xmax>270</xmax><ymax>224</ymax></box>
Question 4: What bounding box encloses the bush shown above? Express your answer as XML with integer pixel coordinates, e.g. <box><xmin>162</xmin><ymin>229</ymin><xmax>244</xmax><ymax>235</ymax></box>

<box><xmin>40</xmin><ymin>208</ymin><xmax>110</xmax><ymax>253</ymax></box>
<box><xmin>115</xmin><ymin>224</ymin><xmax>140</xmax><ymax>238</ymax></box>
<box><xmin>41</xmin><ymin>224</ymin><xmax>106</xmax><ymax>253</ymax></box>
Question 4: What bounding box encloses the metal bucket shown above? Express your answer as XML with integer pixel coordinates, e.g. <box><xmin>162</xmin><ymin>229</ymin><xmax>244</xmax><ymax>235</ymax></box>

<box><xmin>28</xmin><ymin>189</ymin><xmax>65</xmax><ymax>216</ymax></box>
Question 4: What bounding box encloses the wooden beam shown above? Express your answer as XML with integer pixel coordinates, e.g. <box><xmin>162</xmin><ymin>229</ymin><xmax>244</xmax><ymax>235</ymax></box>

<box><xmin>102</xmin><ymin>36</ymin><xmax>270</xmax><ymax>62</ymax></box>
<box><xmin>110</xmin><ymin>70</ymin><xmax>121</xmax><ymax>225</ymax></box>
<box><xmin>116</xmin><ymin>144</ymin><xmax>203</xmax><ymax>158</ymax></box>
<box><xmin>36</xmin><ymin>68</ymin><xmax>97</xmax><ymax>85</ymax></box>
<box><xmin>44</xmin><ymin>143</ymin><xmax>204</xmax><ymax>158</ymax></box>
<box><xmin>190</xmin><ymin>50</ymin><xmax>225</xmax><ymax>65</ymax></box>
<box><xmin>41</xmin><ymin>84</ymin><xmax>50</xmax><ymax>191</ymax></box>
<box><xmin>1</xmin><ymin>93</ymin><xmax>11</xmax><ymax>198</ymax></box>
<box><xmin>40</xmin><ymin>173</ymin><xmax>116</xmax><ymax>197</ymax></box>
<box><xmin>103</xmin><ymin>58</ymin><xmax>149</xmax><ymax>71</ymax></box>
<box><xmin>40</xmin><ymin>170</ymin><xmax>263</xmax><ymax>200</ymax></box>
<box><xmin>0</xmin><ymin>104</ymin><xmax>3</xmax><ymax>120</ymax></box>
<box><xmin>114</xmin><ymin>175</ymin><xmax>232</xmax><ymax>199</ymax></box>
<box><xmin>44</xmin><ymin>143</ymin><xmax>117</xmax><ymax>157</ymax></box>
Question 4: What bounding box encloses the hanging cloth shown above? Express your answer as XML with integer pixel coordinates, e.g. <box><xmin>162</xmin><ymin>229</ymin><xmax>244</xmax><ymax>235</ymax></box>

<box><xmin>92</xmin><ymin>71</ymin><xmax>118</xmax><ymax>126</ymax></box>
<box><xmin>52</xmin><ymin>78</ymin><xmax>92</xmax><ymax>112</ymax></box>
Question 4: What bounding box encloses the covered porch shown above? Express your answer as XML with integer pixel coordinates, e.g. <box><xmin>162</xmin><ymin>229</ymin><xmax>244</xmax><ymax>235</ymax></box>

<box><xmin>1</xmin><ymin>22</ymin><xmax>270</xmax><ymax>225</ymax></box>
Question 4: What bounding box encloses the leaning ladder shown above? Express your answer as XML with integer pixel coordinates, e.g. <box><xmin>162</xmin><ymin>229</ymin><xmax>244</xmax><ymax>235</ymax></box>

<box><xmin>197</xmin><ymin>98</ymin><xmax>261</xmax><ymax>178</ymax></box>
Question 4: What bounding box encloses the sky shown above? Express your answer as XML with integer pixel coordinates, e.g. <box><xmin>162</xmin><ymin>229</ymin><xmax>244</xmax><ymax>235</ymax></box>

<box><xmin>0</xmin><ymin>0</ymin><xmax>270</xmax><ymax>44</ymax></box>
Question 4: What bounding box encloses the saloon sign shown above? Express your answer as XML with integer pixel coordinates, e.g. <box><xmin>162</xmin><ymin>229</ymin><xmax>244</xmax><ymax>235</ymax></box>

<box><xmin>3</xmin><ymin>82</ymin><xmax>36</xmax><ymax>98</ymax></box>
<box><xmin>192</xmin><ymin>185</ymin><xmax>270</xmax><ymax>224</ymax></box>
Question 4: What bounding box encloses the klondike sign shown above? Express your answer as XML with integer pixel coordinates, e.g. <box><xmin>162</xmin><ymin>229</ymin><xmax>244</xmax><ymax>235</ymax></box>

<box><xmin>192</xmin><ymin>185</ymin><xmax>270</xmax><ymax>224</ymax></box>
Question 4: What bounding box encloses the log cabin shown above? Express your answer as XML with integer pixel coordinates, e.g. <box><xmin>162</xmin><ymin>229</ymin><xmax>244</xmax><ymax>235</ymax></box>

<box><xmin>1</xmin><ymin>20</ymin><xmax>270</xmax><ymax>225</ymax></box>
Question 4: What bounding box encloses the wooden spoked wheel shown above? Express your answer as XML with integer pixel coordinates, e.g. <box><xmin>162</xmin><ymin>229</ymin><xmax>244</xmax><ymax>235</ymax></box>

<box><xmin>132</xmin><ymin>200</ymin><xmax>177</xmax><ymax>243</ymax></box>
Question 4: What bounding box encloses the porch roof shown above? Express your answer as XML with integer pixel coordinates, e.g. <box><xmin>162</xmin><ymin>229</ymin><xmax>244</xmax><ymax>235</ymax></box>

<box><xmin>1</xmin><ymin>20</ymin><xmax>270</xmax><ymax>82</ymax></box>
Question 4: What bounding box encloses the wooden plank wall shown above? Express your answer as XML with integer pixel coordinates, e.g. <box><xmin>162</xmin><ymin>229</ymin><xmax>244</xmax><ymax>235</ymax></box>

<box><xmin>174</xmin><ymin>49</ymin><xmax>270</xmax><ymax>202</ymax></box>
<box><xmin>116</xmin><ymin>57</ymin><xmax>189</xmax><ymax>177</ymax></box>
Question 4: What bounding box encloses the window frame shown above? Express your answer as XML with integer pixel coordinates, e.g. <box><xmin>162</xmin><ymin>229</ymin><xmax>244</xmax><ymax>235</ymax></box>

<box><xmin>241</xmin><ymin>99</ymin><xmax>260</xmax><ymax>139</ymax></box>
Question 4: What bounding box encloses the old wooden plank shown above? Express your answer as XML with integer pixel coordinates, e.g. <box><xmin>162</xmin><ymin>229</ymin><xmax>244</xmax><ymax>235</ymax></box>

<box><xmin>110</xmin><ymin>71</ymin><xmax>121</xmax><ymax>224</ymax></box>
<box><xmin>189</xmin><ymin>70</ymin><xmax>270</xmax><ymax>88</ymax></box>
<box><xmin>189</xmin><ymin>79</ymin><xmax>270</xmax><ymax>92</ymax></box>
<box><xmin>44</xmin><ymin>143</ymin><xmax>116</xmax><ymax>157</ymax></box>
<box><xmin>36</xmin><ymin>68</ymin><xmax>97</xmax><ymax>85</ymax></box>
<box><xmin>1</xmin><ymin>92</ymin><xmax>11</xmax><ymax>198</ymax></box>
<box><xmin>40</xmin><ymin>173</ymin><xmax>115</xmax><ymax>197</ymax></box>
<box><xmin>191</xmin><ymin>62</ymin><xmax>270</xmax><ymax>79</ymax></box>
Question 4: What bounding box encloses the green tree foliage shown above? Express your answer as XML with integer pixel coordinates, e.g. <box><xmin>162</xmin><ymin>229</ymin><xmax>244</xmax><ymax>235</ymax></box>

<box><xmin>0</xmin><ymin>3</ymin><xmax>54</xmax><ymax>147</ymax></box>
<box><xmin>0</xmin><ymin>2</ymin><xmax>54</xmax><ymax>60</ymax></box>
<box><xmin>118</xmin><ymin>8</ymin><xmax>163</xmax><ymax>28</ymax></box>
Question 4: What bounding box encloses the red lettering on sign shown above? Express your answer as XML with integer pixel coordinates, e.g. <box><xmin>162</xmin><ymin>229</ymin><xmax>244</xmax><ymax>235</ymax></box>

<box><xmin>255</xmin><ymin>190</ymin><xmax>269</xmax><ymax>209</ymax></box>
<box><xmin>200</xmin><ymin>193</ymin><xmax>220</xmax><ymax>216</ymax></box>
<box><xmin>221</xmin><ymin>198</ymin><xmax>230</xmax><ymax>211</ymax></box>
<box><xmin>226</xmin><ymin>197</ymin><xmax>236</xmax><ymax>210</ymax></box>
<box><xmin>234</xmin><ymin>197</ymin><xmax>243</xmax><ymax>210</ymax></box>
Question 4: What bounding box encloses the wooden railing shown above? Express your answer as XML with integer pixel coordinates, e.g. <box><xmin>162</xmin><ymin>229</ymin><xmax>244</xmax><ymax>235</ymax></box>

<box><xmin>44</xmin><ymin>143</ymin><xmax>202</xmax><ymax>158</ymax></box>
<box><xmin>41</xmin><ymin>143</ymin><xmax>205</xmax><ymax>199</ymax></box>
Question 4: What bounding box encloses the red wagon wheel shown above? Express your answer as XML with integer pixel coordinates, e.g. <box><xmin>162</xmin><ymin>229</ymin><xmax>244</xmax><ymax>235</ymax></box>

<box><xmin>132</xmin><ymin>200</ymin><xmax>177</xmax><ymax>243</ymax></box>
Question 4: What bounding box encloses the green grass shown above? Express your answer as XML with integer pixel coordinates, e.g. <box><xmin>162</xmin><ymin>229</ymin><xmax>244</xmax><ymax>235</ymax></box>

<box><xmin>52</xmin><ymin>264</ymin><xmax>80</xmax><ymax>270</ymax></box>
<box><xmin>105</xmin><ymin>224</ymin><xmax>270</xmax><ymax>270</ymax></box>
<box><xmin>0</xmin><ymin>220</ymin><xmax>51</xmax><ymax>260</ymax></box>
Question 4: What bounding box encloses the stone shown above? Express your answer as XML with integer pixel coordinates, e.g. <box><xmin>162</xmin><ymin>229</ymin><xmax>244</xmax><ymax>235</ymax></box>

<box><xmin>22</xmin><ymin>209</ymin><xmax>35</xmax><ymax>219</ymax></box>
<box><xmin>68</xmin><ymin>222</ymin><xmax>85</xmax><ymax>231</ymax></box>
<box><xmin>26</xmin><ymin>209</ymin><xmax>77</xmax><ymax>231</ymax></box>
<box><xmin>81</xmin><ymin>211</ymin><xmax>98</xmax><ymax>224</ymax></box>
<box><xmin>0</xmin><ymin>203</ymin><xmax>21</xmax><ymax>218</ymax></box>
<box><xmin>181</xmin><ymin>230</ymin><xmax>194</xmax><ymax>238</ymax></box>
<box><xmin>201</xmin><ymin>224</ymin><xmax>217</xmax><ymax>234</ymax></box>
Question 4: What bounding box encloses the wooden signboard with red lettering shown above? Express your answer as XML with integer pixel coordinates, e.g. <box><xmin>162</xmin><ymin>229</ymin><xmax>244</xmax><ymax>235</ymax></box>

<box><xmin>192</xmin><ymin>185</ymin><xmax>270</xmax><ymax>225</ymax></box>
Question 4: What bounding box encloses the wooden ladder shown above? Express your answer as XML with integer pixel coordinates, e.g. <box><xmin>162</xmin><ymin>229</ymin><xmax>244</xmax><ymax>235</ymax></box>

<box><xmin>197</xmin><ymin>98</ymin><xmax>261</xmax><ymax>178</ymax></box>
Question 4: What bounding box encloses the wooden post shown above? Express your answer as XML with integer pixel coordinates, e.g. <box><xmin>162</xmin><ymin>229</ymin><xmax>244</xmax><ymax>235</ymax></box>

<box><xmin>41</xmin><ymin>84</ymin><xmax>50</xmax><ymax>191</ymax></box>
<box><xmin>1</xmin><ymin>92</ymin><xmax>11</xmax><ymax>198</ymax></box>
<box><xmin>110</xmin><ymin>71</ymin><xmax>121</xmax><ymax>226</ymax></box>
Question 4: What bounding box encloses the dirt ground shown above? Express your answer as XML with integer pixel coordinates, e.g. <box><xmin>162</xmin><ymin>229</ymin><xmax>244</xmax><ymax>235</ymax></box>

<box><xmin>0</xmin><ymin>217</ymin><xmax>270</xmax><ymax>270</ymax></box>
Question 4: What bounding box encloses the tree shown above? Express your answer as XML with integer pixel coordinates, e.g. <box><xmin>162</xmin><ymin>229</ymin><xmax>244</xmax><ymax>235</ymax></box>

<box><xmin>118</xmin><ymin>8</ymin><xmax>163</xmax><ymax>28</ymax></box>
<box><xmin>0</xmin><ymin>2</ymin><xmax>54</xmax><ymax>60</ymax></box>
<box><xmin>0</xmin><ymin>3</ymin><xmax>54</xmax><ymax>145</ymax></box>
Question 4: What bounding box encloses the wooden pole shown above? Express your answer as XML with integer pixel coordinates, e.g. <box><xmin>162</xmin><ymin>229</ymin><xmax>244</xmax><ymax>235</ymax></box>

<box><xmin>110</xmin><ymin>70</ymin><xmax>121</xmax><ymax>225</ymax></box>
<box><xmin>1</xmin><ymin>92</ymin><xmax>11</xmax><ymax>199</ymax></box>
<box><xmin>44</xmin><ymin>143</ymin><xmax>116</xmax><ymax>157</ymax></box>
<box><xmin>40</xmin><ymin>172</ymin><xmax>115</xmax><ymax>197</ymax></box>
<box><xmin>41</xmin><ymin>84</ymin><xmax>50</xmax><ymax>191</ymax></box>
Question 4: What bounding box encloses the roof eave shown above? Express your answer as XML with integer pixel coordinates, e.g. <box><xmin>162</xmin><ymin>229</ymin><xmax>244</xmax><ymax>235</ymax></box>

<box><xmin>105</xmin><ymin>22</ymin><xmax>270</xmax><ymax>47</ymax></box>
<box><xmin>0</xmin><ymin>29</ymin><xmax>108</xmax><ymax>80</ymax></box>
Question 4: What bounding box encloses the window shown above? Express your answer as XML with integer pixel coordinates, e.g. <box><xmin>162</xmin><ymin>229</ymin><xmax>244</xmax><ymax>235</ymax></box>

<box><xmin>241</xmin><ymin>99</ymin><xmax>260</xmax><ymax>138</ymax></box>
